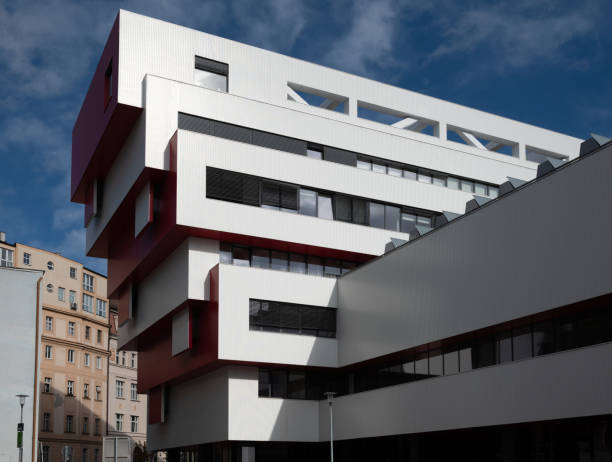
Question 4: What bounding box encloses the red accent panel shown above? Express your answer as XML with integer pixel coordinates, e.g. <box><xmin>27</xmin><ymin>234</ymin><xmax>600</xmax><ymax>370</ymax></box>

<box><xmin>148</xmin><ymin>386</ymin><xmax>162</xmax><ymax>425</ymax></box>
<box><xmin>136</xmin><ymin>292</ymin><xmax>219</xmax><ymax>392</ymax></box>
<box><xmin>71</xmin><ymin>13</ymin><xmax>142</xmax><ymax>203</ymax></box>
<box><xmin>116</xmin><ymin>283</ymin><xmax>131</xmax><ymax>326</ymax></box>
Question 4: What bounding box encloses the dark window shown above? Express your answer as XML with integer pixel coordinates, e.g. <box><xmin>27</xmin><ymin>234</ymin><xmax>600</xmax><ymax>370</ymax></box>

<box><xmin>472</xmin><ymin>337</ymin><xmax>496</xmax><ymax>368</ymax></box>
<box><xmin>206</xmin><ymin>168</ymin><xmax>259</xmax><ymax>206</ymax></box>
<box><xmin>323</xmin><ymin>259</ymin><xmax>342</xmax><ymax>277</ymax></box>
<box><xmin>385</xmin><ymin>205</ymin><xmax>400</xmax><ymax>231</ymax></box>
<box><xmin>232</xmin><ymin>247</ymin><xmax>250</xmax><ymax>267</ymax></box>
<box><xmin>368</xmin><ymin>202</ymin><xmax>385</xmax><ymax>229</ymax></box>
<box><xmin>270</xmin><ymin>369</ymin><xmax>287</xmax><ymax>398</ymax></box>
<box><xmin>443</xmin><ymin>346</ymin><xmax>459</xmax><ymax>375</ymax></box>
<box><xmin>270</xmin><ymin>251</ymin><xmax>289</xmax><ymax>272</ymax></box>
<box><xmin>194</xmin><ymin>56</ymin><xmax>228</xmax><ymax>92</ymax></box>
<box><xmin>307</xmin><ymin>256</ymin><xmax>323</xmax><ymax>276</ymax></box>
<box><xmin>288</xmin><ymin>371</ymin><xmax>306</xmax><ymax>399</ymax></box>
<box><xmin>251</xmin><ymin>248</ymin><xmax>270</xmax><ymax>269</ymax></box>
<box><xmin>250</xmin><ymin>298</ymin><xmax>336</xmax><ymax>338</ymax></box>
<box><xmin>334</xmin><ymin>195</ymin><xmax>352</xmax><ymax>222</ymax></box>
<box><xmin>414</xmin><ymin>351</ymin><xmax>428</xmax><ymax>376</ymax></box>
<box><xmin>459</xmin><ymin>345</ymin><xmax>473</xmax><ymax>371</ymax></box>
<box><xmin>401</xmin><ymin>213</ymin><xmax>417</xmax><ymax>233</ymax></box>
<box><xmin>262</xmin><ymin>182</ymin><xmax>281</xmax><ymax>210</ymax></box>
<box><xmin>497</xmin><ymin>331</ymin><xmax>513</xmax><ymax>363</ymax></box>
<box><xmin>429</xmin><ymin>349</ymin><xmax>443</xmax><ymax>376</ymax></box>
<box><xmin>533</xmin><ymin>320</ymin><xmax>555</xmax><ymax>356</ymax></box>
<box><xmin>258</xmin><ymin>369</ymin><xmax>271</xmax><ymax>397</ymax></box>
<box><xmin>220</xmin><ymin>243</ymin><xmax>232</xmax><ymax>263</ymax></box>
<box><xmin>352</xmin><ymin>199</ymin><xmax>368</xmax><ymax>225</ymax></box>
<box><xmin>323</xmin><ymin>146</ymin><xmax>357</xmax><ymax>166</ymax></box>
<box><xmin>512</xmin><ymin>326</ymin><xmax>533</xmax><ymax>360</ymax></box>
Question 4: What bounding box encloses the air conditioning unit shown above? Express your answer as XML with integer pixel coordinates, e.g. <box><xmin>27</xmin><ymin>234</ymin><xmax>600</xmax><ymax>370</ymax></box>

<box><xmin>71</xmin><ymin>303</ymin><xmax>78</xmax><ymax>310</ymax></box>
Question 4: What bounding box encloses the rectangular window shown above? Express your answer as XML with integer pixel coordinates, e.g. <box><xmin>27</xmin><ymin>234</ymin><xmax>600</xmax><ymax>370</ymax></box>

<box><xmin>368</xmin><ymin>202</ymin><xmax>385</xmax><ymax>229</ymax></box>
<box><xmin>70</xmin><ymin>267</ymin><xmax>76</xmax><ymax>279</ymax></box>
<box><xmin>67</xmin><ymin>350</ymin><xmax>75</xmax><ymax>363</ymax></box>
<box><xmin>232</xmin><ymin>247</ymin><xmax>250</xmax><ymax>267</ymax></box>
<box><xmin>298</xmin><ymin>189</ymin><xmax>317</xmax><ymax>216</ymax></box>
<box><xmin>85</xmin><ymin>326</ymin><xmax>90</xmax><ymax>340</ymax></box>
<box><xmin>488</xmin><ymin>186</ymin><xmax>499</xmax><ymax>198</ymax></box>
<box><xmin>461</xmin><ymin>180</ymin><xmax>474</xmax><ymax>193</ymax></box>
<box><xmin>43</xmin><ymin>446</ymin><xmax>50</xmax><ymax>462</ymax></box>
<box><xmin>0</xmin><ymin>248</ymin><xmax>14</xmax><ymax>267</ymax></box>
<box><xmin>219</xmin><ymin>242</ymin><xmax>232</xmax><ymax>263</ymax></box>
<box><xmin>95</xmin><ymin>386</ymin><xmax>101</xmax><ymax>401</ymax></box>
<box><xmin>131</xmin><ymin>383</ymin><xmax>138</xmax><ymax>401</ymax></box>
<box><xmin>307</xmin><ymin>256</ymin><xmax>323</xmax><ymax>276</ymax></box>
<box><xmin>43</xmin><ymin>412</ymin><xmax>51</xmax><ymax>432</ymax></box>
<box><xmin>83</xmin><ymin>273</ymin><xmax>94</xmax><ymax>292</ymax></box>
<box><xmin>58</xmin><ymin>287</ymin><xmax>65</xmax><ymax>302</ymax></box>
<box><xmin>131</xmin><ymin>415</ymin><xmax>139</xmax><ymax>433</ymax></box>
<box><xmin>317</xmin><ymin>194</ymin><xmax>333</xmax><ymax>220</ymax></box>
<box><xmin>443</xmin><ymin>347</ymin><xmax>459</xmax><ymax>375</ymax></box>
<box><xmin>96</xmin><ymin>356</ymin><xmax>102</xmax><ymax>369</ymax></box>
<box><xmin>251</xmin><ymin>248</ymin><xmax>270</xmax><ymax>269</ymax></box>
<box><xmin>43</xmin><ymin>377</ymin><xmax>51</xmax><ymax>393</ymax></box>
<box><xmin>356</xmin><ymin>159</ymin><xmax>372</xmax><ymax>170</ymax></box>
<box><xmin>429</xmin><ymin>349</ymin><xmax>443</xmax><ymax>376</ymax></box>
<box><xmin>384</xmin><ymin>205</ymin><xmax>400</xmax><ymax>231</ymax></box>
<box><xmin>270</xmin><ymin>251</ymin><xmax>289</xmax><ymax>272</ymax></box>
<box><xmin>83</xmin><ymin>417</ymin><xmax>89</xmax><ymax>434</ymax></box>
<box><xmin>497</xmin><ymin>331</ymin><xmax>513</xmax><ymax>363</ymax></box>
<box><xmin>306</xmin><ymin>147</ymin><xmax>323</xmax><ymax>160</ymax></box>
<box><xmin>289</xmin><ymin>254</ymin><xmax>306</xmax><ymax>274</ymax></box>
<box><xmin>401</xmin><ymin>213</ymin><xmax>416</xmax><ymax>233</ymax></box>
<box><xmin>533</xmin><ymin>320</ymin><xmax>555</xmax><ymax>356</ymax></box>
<box><xmin>194</xmin><ymin>56</ymin><xmax>228</xmax><ymax>92</ymax></box>
<box><xmin>372</xmin><ymin>162</ymin><xmax>386</xmax><ymax>174</ymax></box>
<box><xmin>95</xmin><ymin>418</ymin><xmax>101</xmax><ymax>435</ymax></box>
<box><xmin>418</xmin><ymin>172</ymin><xmax>432</xmax><ymax>184</ymax></box>
<box><xmin>68</xmin><ymin>322</ymin><xmax>75</xmax><ymax>336</ymax></box>
<box><xmin>513</xmin><ymin>326</ymin><xmax>533</xmax><ymax>360</ymax></box>
<box><xmin>116</xmin><ymin>380</ymin><xmax>124</xmax><ymax>398</ymax></box>
<box><xmin>388</xmin><ymin>166</ymin><xmax>402</xmax><ymax>177</ymax></box>
<box><xmin>45</xmin><ymin>316</ymin><xmax>53</xmax><ymax>331</ymax></box>
<box><xmin>69</xmin><ymin>290</ymin><xmax>76</xmax><ymax>309</ymax></box>
<box><xmin>131</xmin><ymin>353</ymin><xmax>136</xmax><ymax>369</ymax></box>
<box><xmin>67</xmin><ymin>380</ymin><xmax>74</xmax><ymax>396</ymax></box>
<box><xmin>83</xmin><ymin>294</ymin><xmax>93</xmax><ymax>312</ymax></box>
<box><xmin>84</xmin><ymin>353</ymin><xmax>90</xmax><ymax>367</ymax></box>
<box><xmin>417</xmin><ymin>216</ymin><xmax>432</xmax><ymax>228</ymax></box>
<box><xmin>115</xmin><ymin>413</ymin><xmax>124</xmax><ymax>432</ymax></box>
<box><xmin>249</xmin><ymin>299</ymin><xmax>336</xmax><ymax>338</ymax></box>
<box><xmin>447</xmin><ymin>177</ymin><xmax>460</xmax><ymax>190</ymax></box>
<box><xmin>23</xmin><ymin>252</ymin><xmax>30</xmax><ymax>265</ymax></box>
<box><xmin>83</xmin><ymin>383</ymin><xmax>89</xmax><ymax>399</ymax></box>
<box><xmin>323</xmin><ymin>259</ymin><xmax>342</xmax><ymax>277</ymax></box>
<box><xmin>83</xmin><ymin>448</ymin><xmax>88</xmax><ymax>462</ymax></box>
<box><xmin>65</xmin><ymin>415</ymin><xmax>73</xmax><ymax>433</ymax></box>
<box><xmin>96</xmin><ymin>299</ymin><xmax>106</xmax><ymax>317</ymax></box>
<box><xmin>97</xmin><ymin>329</ymin><xmax>102</xmax><ymax>343</ymax></box>
<box><xmin>474</xmin><ymin>182</ymin><xmax>487</xmax><ymax>196</ymax></box>
<box><xmin>403</xmin><ymin>169</ymin><xmax>417</xmax><ymax>180</ymax></box>
<box><xmin>45</xmin><ymin>345</ymin><xmax>52</xmax><ymax>359</ymax></box>
<box><xmin>433</xmin><ymin>175</ymin><xmax>446</xmax><ymax>187</ymax></box>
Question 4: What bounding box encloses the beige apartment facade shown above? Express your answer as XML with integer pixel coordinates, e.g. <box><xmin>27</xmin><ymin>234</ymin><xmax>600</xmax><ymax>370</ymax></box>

<box><xmin>107</xmin><ymin>306</ymin><xmax>148</xmax><ymax>456</ymax></box>
<box><xmin>0</xmin><ymin>236</ymin><xmax>110</xmax><ymax>462</ymax></box>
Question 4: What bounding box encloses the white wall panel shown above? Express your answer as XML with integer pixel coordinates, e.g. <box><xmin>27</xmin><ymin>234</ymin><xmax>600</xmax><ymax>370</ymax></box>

<box><xmin>217</xmin><ymin>264</ymin><xmax>338</xmax><ymax>367</ymax></box>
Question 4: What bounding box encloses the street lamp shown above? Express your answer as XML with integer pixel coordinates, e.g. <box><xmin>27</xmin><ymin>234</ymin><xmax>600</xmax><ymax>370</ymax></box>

<box><xmin>16</xmin><ymin>394</ymin><xmax>29</xmax><ymax>462</ymax></box>
<box><xmin>324</xmin><ymin>391</ymin><xmax>337</xmax><ymax>462</ymax></box>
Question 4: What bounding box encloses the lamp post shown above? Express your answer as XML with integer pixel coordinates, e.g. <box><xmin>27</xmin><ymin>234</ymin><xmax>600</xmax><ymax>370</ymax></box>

<box><xmin>324</xmin><ymin>392</ymin><xmax>337</xmax><ymax>462</ymax></box>
<box><xmin>16</xmin><ymin>394</ymin><xmax>28</xmax><ymax>462</ymax></box>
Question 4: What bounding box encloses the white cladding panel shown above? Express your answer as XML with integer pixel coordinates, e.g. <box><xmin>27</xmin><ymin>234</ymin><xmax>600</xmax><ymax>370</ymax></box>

<box><xmin>319</xmin><ymin>342</ymin><xmax>612</xmax><ymax>441</ymax></box>
<box><xmin>217</xmin><ymin>264</ymin><xmax>338</xmax><ymax>367</ymax></box>
<box><xmin>118</xmin><ymin>10</ymin><xmax>581</xmax><ymax>160</ymax></box>
<box><xmin>228</xmin><ymin>366</ymin><xmax>319</xmax><ymax>442</ymax></box>
<box><xmin>337</xmin><ymin>147</ymin><xmax>612</xmax><ymax>366</ymax></box>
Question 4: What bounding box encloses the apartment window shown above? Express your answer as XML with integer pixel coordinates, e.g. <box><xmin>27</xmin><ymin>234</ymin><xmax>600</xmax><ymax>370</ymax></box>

<box><xmin>83</xmin><ymin>383</ymin><xmax>89</xmax><ymax>399</ymax></box>
<box><xmin>298</xmin><ymin>189</ymin><xmax>317</xmax><ymax>216</ymax></box>
<box><xmin>404</xmin><ymin>169</ymin><xmax>417</xmax><ymax>180</ymax></box>
<box><xmin>45</xmin><ymin>345</ymin><xmax>52</xmax><ymax>359</ymax></box>
<box><xmin>69</xmin><ymin>290</ymin><xmax>76</xmax><ymax>309</ymax></box>
<box><xmin>82</xmin><ymin>448</ymin><xmax>88</xmax><ymax>462</ymax></box>
<box><xmin>46</xmin><ymin>284</ymin><xmax>53</xmax><ymax>293</ymax></box>
<box><xmin>317</xmin><ymin>194</ymin><xmax>333</xmax><ymax>220</ymax></box>
<box><xmin>357</xmin><ymin>159</ymin><xmax>372</xmax><ymax>170</ymax></box>
<box><xmin>58</xmin><ymin>287</ymin><xmax>65</xmax><ymax>302</ymax></box>
<box><xmin>115</xmin><ymin>351</ymin><xmax>119</xmax><ymax>364</ymax></box>
<box><xmin>83</xmin><ymin>273</ymin><xmax>94</xmax><ymax>292</ymax></box>
<box><xmin>130</xmin><ymin>353</ymin><xmax>136</xmax><ymax>369</ymax></box>
<box><xmin>23</xmin><ymin>252</ymin><xmax>30</xmax><ymax>265</ymax></box>
<box><xmin>67</xmin><ymin>380</ymin><xmax>74</xmax><ymax>396</ymax></box>
<box><xmin>130</xmin><ymin>383</ymin><xmax>138</xmax><ymax>401</ymax></box>
<box><xmin>372</xmin><ymin>162</ymin><xmax>386</xmax><ymax>174</ymax></box>
<box><xmin>461</xmin><ymin>180</ymin><xmax>474</xmax><ymax>193</ymax></box>
<box><xmin>95</xmin><ymin>386</ymin><xmax>101</xmax><ymax>401</ymax></box>
<box><xmin>474</xmin><ymin>182</ymin><xmax>487</xmax><ymax>196</ymax></box>
<box><xmin>447</xmin><ymin>177</ymin><xmax>460</xmax><ymax>190</ymax></box>
<box><xmin>43</xmin><ymin>412</ymin><xmax>51</xmax><ymax>432</ymax></box>
<box><xmin>43</xmin><ymin>377</ymin><xmax>51</xmax><ymax>393</ymax></box>
<box><xmin>96</xmin><ymin>356</ymin><xmax>102</xmax><ymax>369</ymax></box>
<box><xmin>95</xmin><ymin>418</ymin><xmax>101</xmax><ymax>435</ymax></box>
<box><xmin>84</xmin><ymin>353</ymin><xmax>90</xmax><ymax>367</ymax></box>
<box><xmin>83</xmin><ymin>294</ymin><xmax>93</xmax><ymax>313</ymax></box>
<box><xmin>65</xmin><ymin>415</ymin><xmax>73</xmax><ymax>433</ymax></box>
<box><xmin>249</xmin><ymin>299</ymin><xmax>336</xmax><ymax>338</ymax></box>
<box><xmin>85</xmin><ymin>326</ymin><xmax>90</xmax><ymax>340</ymax></box>
<box><xmin>47</xmin><ymin>261</ymin><xmax>54</xmax><ymax>270</ymax></box>
<box><xmin>121</xmin><ymin>352</ymin><xmax>125</xmax><ymax>366</ymax></box>
<box><xmin>68</xmin><ymin>322</ymin><xmax>75</xmax><ymax>336</ymax></box>
<box><xmin>96</xmin><ymin>299</ymin><xmax>106</xmax><ymax>317</ymax></box>
<box><xmin>306</xmin><ymin>147</ymin><xmax>323</xmax><ymax>160</ymax></box>
<box><xmin>115</xmin><ymin>413</ymin><xmax>124</xmax><ymax>432</ymax></box>
<box><xmin>418</xmin><ymin>172</ymin><xmax>432</xmax><ymax>184</ymax></box>
<box><xmin>70</xmin><ymin>267</ymin><xmax>76</xmax><ymax>279</ymax></box>
<box><xmin>97</xmin><ymin>329</ymin><xmax>102</xmax><ymax>343</ymax></box>
<box><xmin>94</xmin><ymin>449</ymin><xmax>99</xmax><ymax>462</ymax></box>
<box><xmin>45</xmin><ymin>316</ymin><xmax>53</xmax><ymax>331</ymax></box>
<box><xmin>67</xmin><ymin>349</ymin><xmax>75</xmax><ymax>363</ymax></box>
<box><xmin>42</xmin><ymin>446</ymin><xmax>50</xmax><ymax>462</ymax></box>
<box><xmin>368</xmin><ymin>202</ymin><xmax>385</xmax><ymax>229</ymax></box>
<box><xmin>116</xmin><ymin>380</ymin><xmax>124</xmax><ymax>398</ymax></box>
<box><xmin>194</xmin><ymin>56</ymin><xmax>228</xmax><ymax>92</ymax></box>
<box><xmin>82</xmin><ymin>417</ymin><xmax>89</xmax><ymax>434</ymax></box>
<box><xmin>130</xmin><ymin>415</ymin><xmax>138</xmax><ymax>433</ymax></box>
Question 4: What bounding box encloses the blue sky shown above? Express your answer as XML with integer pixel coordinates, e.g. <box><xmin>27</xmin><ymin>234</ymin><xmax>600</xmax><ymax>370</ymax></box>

<box><xmin>1</xmin><ymin>0</ymin><xmax>611</xmax><ymax>274</ymax></box>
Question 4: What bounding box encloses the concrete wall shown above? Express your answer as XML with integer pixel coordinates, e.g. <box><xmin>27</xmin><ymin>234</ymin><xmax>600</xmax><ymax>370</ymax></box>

<box><xmin>338</xmin><ymin>146</ymin><xmax>612</xmax><ymax>365</ymax></box>
<box><xmin>0</xmin><ymin>267</ymin><xmax>43</xmax><ymax>462</ymax></box>
<box><xmin>319</xmin><ymin>342</ymin><xmax>612</xmax><ymax>441</ymax></box>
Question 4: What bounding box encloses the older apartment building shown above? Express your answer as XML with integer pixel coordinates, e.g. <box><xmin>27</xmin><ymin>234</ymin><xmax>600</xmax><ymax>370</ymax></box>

<box><xmin>107</xmin><ymin>305</ymin><xmax>148</xmax><ymax>452</ymax></box>
<box><xmin>0</xmin><ymin>236</ymin><xmax>110</xmax><ymax>462</ymax></box>
<box><xmin>70</xmin><ymin>10</ymin><xmax>612</xmax><ymax>462</ymax></box>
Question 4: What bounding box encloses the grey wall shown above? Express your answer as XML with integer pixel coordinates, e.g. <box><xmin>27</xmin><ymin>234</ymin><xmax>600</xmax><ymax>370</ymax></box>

<box><xmin>338</xmin><ymin>146</ymin><xmax>612</xmax><ymax>365</ymax></box>
<box><xmin>319</xmin><ymin>342</ymin><xmax>612</xmax><ymax>441</ymax></box>
<box><xmin>0</xmin><ymin>268</ymin><xmax>43</xmax><ymax>462</ymax></box>
<box><xmin>147</xmin><ymin>367</ymin><xmax>229</xmax><ymax>450</ymax></box>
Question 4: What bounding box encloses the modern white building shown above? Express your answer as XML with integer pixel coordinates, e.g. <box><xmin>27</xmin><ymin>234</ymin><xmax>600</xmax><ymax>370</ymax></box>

<box><xmin>71</xmin><ymin>10</ymin><xmax>612</xmax><ymax>461</ymax></box>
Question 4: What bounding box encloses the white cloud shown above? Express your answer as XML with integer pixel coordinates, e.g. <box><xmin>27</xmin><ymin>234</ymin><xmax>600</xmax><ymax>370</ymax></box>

<box><xmin>53</xmin><ymin>205</ymin><xmax>82</xmax><ymax>230</ymax></box>
<box><xmin>322</xmin><ymin>0</ymin><xmax>402</xmax><ymax>77</ymax></box>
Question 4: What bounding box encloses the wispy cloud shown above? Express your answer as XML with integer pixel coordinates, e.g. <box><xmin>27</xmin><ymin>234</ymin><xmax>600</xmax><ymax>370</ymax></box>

<box><xmin>323</xmin><ymin>0</ymin><xmax>403</xmax><ymax>77</ymax></box>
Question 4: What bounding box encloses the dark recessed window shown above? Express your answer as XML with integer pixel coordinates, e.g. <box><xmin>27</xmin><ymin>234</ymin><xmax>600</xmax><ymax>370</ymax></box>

<box><xmin>194</xmin><ymin>56</ymin><xmax>228</xmax><ymax>92</ymax></box>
